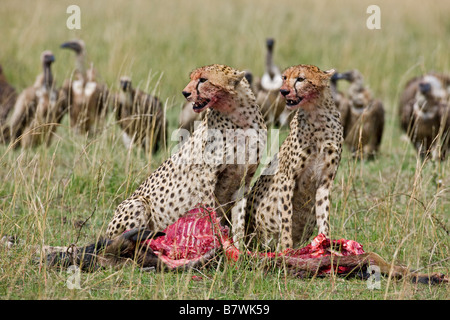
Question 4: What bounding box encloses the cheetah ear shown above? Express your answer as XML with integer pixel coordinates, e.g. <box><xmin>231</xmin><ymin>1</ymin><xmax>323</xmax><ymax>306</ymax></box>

<box><xmin>324</xmin><ymin>69</ymin><xmax>336</xmax><ymax>78</ymax></box>
<box><xmin>230</xmin><ymin>71</ymin><xmax>246</xmax><ymax>88</ymax></box>
<box><xmin>224</xmin><ymin>70</ymin><xmax>246</xmax><ymax>93</ymax></box>
<box><xmin>235</xmin><ymin>70</ymin><xmax>246</xmax><ymax>81</ymax></box>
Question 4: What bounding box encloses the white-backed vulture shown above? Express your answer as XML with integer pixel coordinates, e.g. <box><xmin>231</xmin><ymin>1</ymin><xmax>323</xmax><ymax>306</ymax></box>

<box><xmin>330</xmin><ymin>71</ymin><xmax>350</xmax><ymax>123</ymax></box>
<box><xmin>60</xmin><ymin>39</ymin><xmax>109</xmax><ymax>135</ymax></box>
<box><xmin>6</xmin><ymin>51</ymin><xmax>66</xmax><ymax>148</ymax></box>
<box><xmin>0</xmin><ymin>65</ymin><xmax>17</xmax><ymax>142</ymax></box>
<box><xmin>114</xmin><ymin>76</ymin><xmax>167</xmax><ymax>153</ymax></box>
<box><xmin>254</xmin><ymin>38</ymin><xmax>287</xmax><ymax>127</ymax></box>
<box><xmin>333</xmin><ymin>69</ymin><xmax>385</xmax><ymax>159</ymax></box>
<box><xmin>178</xmin><ymin>101</ymin><xmax>201</xmax><ymax>132</ymax></box>
<box><xmin>399</xmin><ymin>73</ymin><xmax>450</xmax><ymax>160</ymax></box>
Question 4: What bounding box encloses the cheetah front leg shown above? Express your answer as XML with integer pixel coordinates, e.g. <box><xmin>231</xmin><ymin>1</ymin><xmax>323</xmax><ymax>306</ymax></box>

<box><xmin>105</xmin><ymin>196</ymin><xmax>154</xmax><ymax>239</ymax></box>
<box><xmin>315</xmin><ymin>185</ymin><xmax>331</xmax><ymax>237</ymax></box>
<box><xmin>278</xmin><ymin>173</ymin><xmax>295</xmax><ymax>250</ymax></box>
<box><xmin>315</xmin><ymin>146</ymin><xmax>341</xmax><ymax>238</ymax></box>
<box><xmin>230</xmin><ymin>164</ymin><xmax>259</xmax><ymax>249</ymax></box>
<box><xmin>231</xmin><ymin>196</ymin><xmax>246</xmax><ymax>249</ymax></box>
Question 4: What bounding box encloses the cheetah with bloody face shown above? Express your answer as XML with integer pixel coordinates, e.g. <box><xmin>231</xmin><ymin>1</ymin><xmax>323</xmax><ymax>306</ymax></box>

<box><xmin>245</xmin><ymin>64</ymin><xmax>343</xmax><ymax>250</ymax></box>
<box><xmin>106</xmin><ymin>64</ymin><xmax>266</xmax><ymax>242</ymax></box>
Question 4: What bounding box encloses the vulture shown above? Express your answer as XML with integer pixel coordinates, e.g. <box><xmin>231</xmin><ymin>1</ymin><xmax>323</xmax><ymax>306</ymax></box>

<box><xmin>399</xmin><ymin>73</ymin><xmax>450</xmax><ymax>160</ymax></box>
<box><xmin>330</xmin><ymin>71</ymin><xmax>350</xmax><ymax>124</ymax></box>
<box><xmin>254</xmin><ymin>38</ymin><xmax>287</xmax><ymax>127</ymax></box>
<box><xmin>333</xmin><ymin>70</ymin><xmax>385</xmax><ymax>159</ymax></box>
<box><xmin>60</xmin><ymin>39</ymin><xmax>109</xmax><ymax>135</ymax></box>
<box><xmin>6</xmin><ymin>51</ymin><xmax>66</xmax><ymax>148</ymax></box>
<box><xmin>115</xmin><ymin>76</ymin><xmax>167</xmax><ymax>153</ymax></box>
<box><xmin>178</xmin><ymin>100</ymin><xmax>201</xmax><ymax>132</ymax></box>
<box><xmin>0</xmin><ymin>65</ymin><xmax>17</xmax><ymax>142</ymax></box>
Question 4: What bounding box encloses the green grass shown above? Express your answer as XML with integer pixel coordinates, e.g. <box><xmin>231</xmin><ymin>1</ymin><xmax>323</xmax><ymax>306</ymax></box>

<box><xmin>0</xmin><ymin>0</ymin><xmax>449</xmax><ymax>300</ymax></box>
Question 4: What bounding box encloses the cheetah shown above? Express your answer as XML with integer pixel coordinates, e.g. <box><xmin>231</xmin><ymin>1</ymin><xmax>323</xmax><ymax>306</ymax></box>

<box><xmin>333</xmin><ymin>70</ymin><xmax>385</xmax><ymax>159</ymax></box>
<box><xmin>244</xmin><ymin>64</ymin><xmax>343</xmax><ymax>250</ymax></box>
<box><xmin>106</xmin><ymin>64</ymin><xmax>266</xmax><ymax>243</ymax></box>
<box><xmin>399</xmin><ymin>73</ymin><xmax>450</xmax><ymax>160</ymax></box>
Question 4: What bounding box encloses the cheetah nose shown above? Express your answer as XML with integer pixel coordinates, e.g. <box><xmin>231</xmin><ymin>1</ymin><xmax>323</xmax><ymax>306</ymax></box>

<box><xmin>280</xmin><ymin>89</ymin><xmax>290</xmax><ymax>96</ymax></box>
<box><xmin>182</xmin><ymin>91</ymin><xmax>191</xmax><ymax>98</ymax></box>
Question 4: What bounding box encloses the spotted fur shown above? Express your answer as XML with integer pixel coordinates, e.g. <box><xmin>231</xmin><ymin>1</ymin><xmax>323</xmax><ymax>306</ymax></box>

<box><xmin>106</xmin><ymin>64</ymin><xmax>266</xmax><ymax>242</ymax></box>
<box><xmin>245</xmin><ymin>64</ymin><xmax>343</xmax><ymax>250</ymax></box>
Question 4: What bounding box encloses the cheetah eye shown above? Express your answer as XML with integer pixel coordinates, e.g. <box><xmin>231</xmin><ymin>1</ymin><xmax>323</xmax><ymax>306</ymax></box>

<box><xmin>199</xmin><ymin>78</ymin><xmax>208</xmax><ymax>83</ymax></box>
<box><xmin>296</xmin><ymin>77</ymin><xmax>305</xmax><ymax>82</ymax></box>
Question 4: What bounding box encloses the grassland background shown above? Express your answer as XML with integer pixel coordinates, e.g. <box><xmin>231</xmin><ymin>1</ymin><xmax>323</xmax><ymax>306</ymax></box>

<box><xmin>0</xmin><ymin>0</ymin><xmax>449</xmax><ymax>300</ymax></box>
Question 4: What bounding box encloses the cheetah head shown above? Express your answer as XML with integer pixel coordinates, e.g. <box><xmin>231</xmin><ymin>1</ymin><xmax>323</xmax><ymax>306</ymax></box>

<box><xmin>182</xmin><ymin>64</ymin><xmax>246</xmax><ymax>113</ymax></box>
<box><xmin>279</xmin><ymin>65</ymin><xmax>335</xmax><ymax>111</ymax></box>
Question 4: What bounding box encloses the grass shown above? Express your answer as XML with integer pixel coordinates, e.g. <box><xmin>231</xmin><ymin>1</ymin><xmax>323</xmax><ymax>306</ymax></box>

<box><xmin>0</xmin><ymin>0</ymin><xmax>449</xmax><ymax>300</ymax></box>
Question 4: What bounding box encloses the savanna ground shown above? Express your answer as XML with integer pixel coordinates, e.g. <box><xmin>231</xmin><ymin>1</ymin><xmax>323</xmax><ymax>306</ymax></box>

<box><xmin>0</xmin><ymin>0</ymin><xmax>449</xmax><ymax>301</ymax></box>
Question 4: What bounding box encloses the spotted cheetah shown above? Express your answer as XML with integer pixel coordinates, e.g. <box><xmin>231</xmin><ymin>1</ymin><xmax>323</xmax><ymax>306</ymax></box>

<box><xmin>106</xmin><ymin>64</ymin><xmax>266</xmax><ymax>242</ymax></box>
<box><xmin>244</xmin><ymin>64</ymin><xmax>343</xmax><ymax>250</ymax></box>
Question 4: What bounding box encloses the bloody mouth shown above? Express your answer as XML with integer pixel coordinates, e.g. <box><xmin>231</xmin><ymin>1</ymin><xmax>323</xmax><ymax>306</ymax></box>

<box><xmin>192</xmin><ymin>99</ymin><xmax>211</xmax><ymax>112</ymax></box>
<box><xmin>285</xmin><ymin>97</ymin><xmax>303</xmax><ymax>108</ymax></box>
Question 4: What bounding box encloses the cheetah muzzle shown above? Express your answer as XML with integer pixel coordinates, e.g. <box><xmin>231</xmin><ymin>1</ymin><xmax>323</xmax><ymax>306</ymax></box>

<box><xmin>192</xmin><ymin>98</ymin><xmax>211</xmax><ymax>112</ymax></box>
<box><xmin>285</xmin><ymin>97</ymin><xmax>303</xmax><ymax>108</ymax></box>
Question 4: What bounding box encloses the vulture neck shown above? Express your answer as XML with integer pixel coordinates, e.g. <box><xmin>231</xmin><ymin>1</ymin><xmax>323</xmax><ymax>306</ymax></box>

<box><xmin>75</xmin><ymin>52</ymin><xmax>87</xmax><ymax>80</ymax></box>
<box><xmin>0</xmin><ymin>69</ymin><xmax>6</xmax><ymax>83</ymax></box>
<box><xmin>43</xmin><ymin>62</ymin><xmax>53</xmax><ymax>90</ymax></box>
<box><xmin>266</xmin><ymin>46</ymin><xmax>276</xmax><ymax>79</ymax></box>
